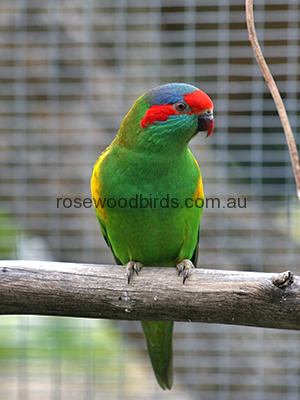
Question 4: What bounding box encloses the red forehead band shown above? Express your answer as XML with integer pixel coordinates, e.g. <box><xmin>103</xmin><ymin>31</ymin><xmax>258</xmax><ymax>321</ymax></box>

<box><xmin>140</xmin><ymin>89</ymin><xmax>213</xmax><ymax>129</ymax></box>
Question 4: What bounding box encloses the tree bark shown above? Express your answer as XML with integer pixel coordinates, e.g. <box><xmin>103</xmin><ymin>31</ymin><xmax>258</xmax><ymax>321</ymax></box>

<box><xmin>0</xmin><ymin>260</ymin><xmax>299</xmax><ymax>330</ymax></box>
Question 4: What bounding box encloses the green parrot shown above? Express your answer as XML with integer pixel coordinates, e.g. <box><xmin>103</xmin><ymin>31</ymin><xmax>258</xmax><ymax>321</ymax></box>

<box><xmin>91</xmin><ymin>83</ymin><xmax>214</xmax><ymax>390</ymax></box>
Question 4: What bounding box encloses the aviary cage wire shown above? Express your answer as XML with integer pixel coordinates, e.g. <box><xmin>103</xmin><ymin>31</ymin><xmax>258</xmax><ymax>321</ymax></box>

<box><xmin>0</xmin><ymin>0</ymin><xmax>299</xmax><ymax>399</ymax></box>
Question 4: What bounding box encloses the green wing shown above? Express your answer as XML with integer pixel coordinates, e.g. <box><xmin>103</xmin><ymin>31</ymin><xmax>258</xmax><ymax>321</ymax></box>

<box><xmin>191</xmin><ymin>227</ymin><xmax>200</xmax><ymax>267</ymax></box>
<box><xmin>96</xmin><ymin>214</ymin><xmax>122</xmax><ymax>265</ymax></box>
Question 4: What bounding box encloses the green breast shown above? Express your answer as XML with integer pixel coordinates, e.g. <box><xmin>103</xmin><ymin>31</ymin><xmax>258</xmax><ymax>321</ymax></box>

<box><xmin>98</xmin><ymin>143</ymin><xmax>203</xmax><ymax>266</ymax></box>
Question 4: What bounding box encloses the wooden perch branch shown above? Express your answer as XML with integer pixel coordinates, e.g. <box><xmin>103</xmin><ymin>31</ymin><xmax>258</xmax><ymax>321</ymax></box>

<box><xmin>245</xmin><ymin>0</ymin><xmax>300</xmax><ymax>202</ymax></box>
<box><xmin>0</xmin><ymin>261</ymin><xmax>300</xmax><ymax>331</ymax></box>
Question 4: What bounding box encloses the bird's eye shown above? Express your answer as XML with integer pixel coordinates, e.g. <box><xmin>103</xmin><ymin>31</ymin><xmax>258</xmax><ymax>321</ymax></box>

<box><xmin>174</xmin><ymin>101</ymin><xmax>188</xmax><ymax>112</ymax></box>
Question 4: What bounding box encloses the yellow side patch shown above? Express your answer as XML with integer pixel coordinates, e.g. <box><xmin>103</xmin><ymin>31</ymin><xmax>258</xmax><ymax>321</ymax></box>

<box><xmin>192</xmin><ymin>156</ymin><xmax>204</xmax><ymax>201</ymax></box>
<box><xmin>90</xmin><ymin>145</ymin><xmax>111</xmax><ymax>222</ymax></box>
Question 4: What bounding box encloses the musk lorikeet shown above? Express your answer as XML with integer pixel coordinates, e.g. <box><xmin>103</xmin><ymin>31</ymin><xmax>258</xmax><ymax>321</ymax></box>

<box><xmin>91</xmin><ymin>83</ymin><xmax>214</xmax><ymax>390</ymax></box>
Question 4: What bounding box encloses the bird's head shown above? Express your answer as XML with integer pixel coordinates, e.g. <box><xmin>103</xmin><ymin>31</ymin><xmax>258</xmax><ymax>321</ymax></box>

<box><xmin>118</xmin><ymin>83</ymin><xmax>214</xmax><ymax>153</ymax></box>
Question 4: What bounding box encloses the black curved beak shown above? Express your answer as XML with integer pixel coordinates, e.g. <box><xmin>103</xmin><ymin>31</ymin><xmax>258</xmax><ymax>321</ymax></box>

<box><xmin>197</xmin><ymin>110</ymin><xmax>214</xmax><ymax>138</ymax></box>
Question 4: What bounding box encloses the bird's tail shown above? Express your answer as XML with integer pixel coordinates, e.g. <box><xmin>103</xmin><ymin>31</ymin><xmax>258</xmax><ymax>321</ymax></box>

<box><xmin>141</xmin><ymin>321</ymin><xmax>173</xmax><ymax>390</ymax></box>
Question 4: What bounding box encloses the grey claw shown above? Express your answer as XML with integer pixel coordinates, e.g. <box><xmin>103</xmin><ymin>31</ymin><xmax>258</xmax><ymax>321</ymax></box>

<box><xmin>177</xmin><ymin>263</ymin><xmax>184</xmax><ymax>276</ymax></box>
<box><xmin>127</xmin><ymin>269</ymin><xmax>131</xmax><ymax>284</ymax></box>
<box><xmin>182</xmin><ymin>270</ymin><xmax>190</xmax><ymax>284</ymax></box>
<box><xmin>176</xmin><ymin>259</ymin><xmax>195</xmax><ymax>284</ymax></box>
<box><xmin>133</xmin><ymin>263</ymin><xmax>139</xmax><ymax>275</ymax></box>
<box><xmin>125</xmin><ymin>261</ymin><xmax>143</xmax><ymax>284</ymax></box>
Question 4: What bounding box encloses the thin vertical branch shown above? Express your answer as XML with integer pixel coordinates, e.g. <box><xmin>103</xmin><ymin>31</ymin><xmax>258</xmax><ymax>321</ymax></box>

<box><xmin>245</xmin><ymin>0</ymin><xmax>300</xmax><ymax>202</ymax></box>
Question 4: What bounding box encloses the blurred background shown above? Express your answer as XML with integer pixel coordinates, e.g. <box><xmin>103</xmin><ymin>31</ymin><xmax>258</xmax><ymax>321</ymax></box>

<box><xmin>0</xmin><ymin>0</ymin><xmax>300</xmax><ymax>399</ymax></box>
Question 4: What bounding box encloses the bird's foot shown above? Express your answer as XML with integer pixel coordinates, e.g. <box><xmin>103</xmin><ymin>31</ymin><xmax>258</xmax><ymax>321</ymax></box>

<box><xmin>125</xmin><ymin>261</ymin><xmax>143</xmax><ymax>284</ymax></box>
<box><xmin>176</xmin><ymin>259</ymin><xmax>195</xmax><ymax>284</ymax></box>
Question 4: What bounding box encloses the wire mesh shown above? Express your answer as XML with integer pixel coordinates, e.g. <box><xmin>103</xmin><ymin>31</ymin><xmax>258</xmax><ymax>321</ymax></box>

<box><xmin>0</xmin><ymin>0</ymin><xmax>300</xmax><ymax>399</ymax></box>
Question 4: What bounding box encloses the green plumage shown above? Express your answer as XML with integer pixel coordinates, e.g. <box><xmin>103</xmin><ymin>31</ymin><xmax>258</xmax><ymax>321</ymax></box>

<box><xmin>91</xmin><ymin>83</ymin><xmax>214</xmax><ymax>389</ymax></box>
<box><xmin>141</xmin><ymin>321</ymin><xmax>174</xmax><ymax>390</ymax></box>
